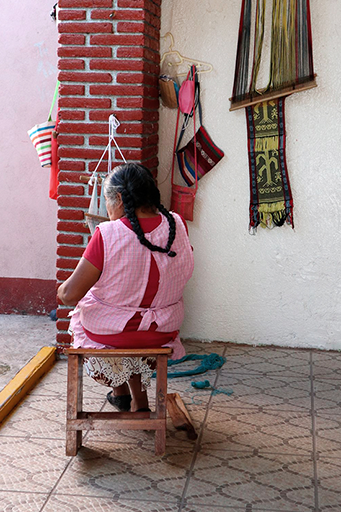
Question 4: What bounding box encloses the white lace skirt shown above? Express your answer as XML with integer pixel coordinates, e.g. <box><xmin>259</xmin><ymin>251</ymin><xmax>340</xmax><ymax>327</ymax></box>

<box><xmin>82</xmin><ymin>354</ymin><xmax>155</xmax><ymax>390</ymax></box>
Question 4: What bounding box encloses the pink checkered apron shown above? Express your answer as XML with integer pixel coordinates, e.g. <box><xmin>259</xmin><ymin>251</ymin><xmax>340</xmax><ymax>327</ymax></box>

<box><xmin>70</xmin><ymin>213</ymin><xmax>194</xmax><ymax>388</ymax></box>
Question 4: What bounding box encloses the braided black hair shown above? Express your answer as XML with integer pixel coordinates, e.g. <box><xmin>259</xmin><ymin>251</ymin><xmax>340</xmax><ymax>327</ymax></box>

<box><xmin>103</xmin><ymin>163</ymin><xmax>177</xmax><ymax>257</ymax></box>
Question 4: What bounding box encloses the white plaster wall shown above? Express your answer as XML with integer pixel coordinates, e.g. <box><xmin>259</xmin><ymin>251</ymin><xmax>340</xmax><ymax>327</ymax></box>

<box><xmin>159</xmin><ymin>0</ymin><xmax>341</xmax><ymax>350</ymax></box>
<box><xmin>0</xmin><ymin>1</ymin><xmax>58</xmax><ymax>279</ymax></box>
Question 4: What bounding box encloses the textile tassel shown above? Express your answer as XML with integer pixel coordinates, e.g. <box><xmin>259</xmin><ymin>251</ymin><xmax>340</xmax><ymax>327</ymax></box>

<box><xmin>246</xmin><ymin>98</ymin><xmax>294</xmax><ymax>232</ymax></box>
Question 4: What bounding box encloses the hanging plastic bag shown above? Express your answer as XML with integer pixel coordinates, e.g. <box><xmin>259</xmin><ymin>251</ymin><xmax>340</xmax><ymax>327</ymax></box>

<box><xmin>85</xmin><ymin>115</ymin><xmax>127</xmax><ymax>235</ymax></box>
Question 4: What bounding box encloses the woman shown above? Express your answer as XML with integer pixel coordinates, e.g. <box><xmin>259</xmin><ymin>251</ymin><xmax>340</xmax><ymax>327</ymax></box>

<box><xmin>58</xmin><ymin>163</ymin><xmax>194</xmax><ymax>412</ymax></box>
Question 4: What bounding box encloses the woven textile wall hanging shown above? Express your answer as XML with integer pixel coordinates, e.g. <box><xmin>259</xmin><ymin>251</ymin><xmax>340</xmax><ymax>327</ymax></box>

<box><xmin>230</xmin><ymin>0</ymin><xmax>316</xmax><ymax>233</ymax></box>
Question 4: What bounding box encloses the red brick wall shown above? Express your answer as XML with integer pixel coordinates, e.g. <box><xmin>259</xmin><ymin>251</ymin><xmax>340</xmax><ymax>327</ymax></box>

<box><xmin>56</xmin><ymin>0</ymin><xmax>161</xmax><ymax>352</ymax></box>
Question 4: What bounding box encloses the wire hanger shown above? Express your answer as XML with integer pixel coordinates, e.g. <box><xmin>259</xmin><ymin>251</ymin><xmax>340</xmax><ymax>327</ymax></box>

<box><xmin>160</xmin><ymin>32</ymin><xmax>213</xmax><ymax>77</ymax></box>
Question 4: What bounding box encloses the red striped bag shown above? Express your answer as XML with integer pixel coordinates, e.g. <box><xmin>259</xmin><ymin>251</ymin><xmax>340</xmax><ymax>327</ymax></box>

<box><xmin>177</xmin><ymin>125</ymin><xmax>225</xmax><ymax>187</ymax></box>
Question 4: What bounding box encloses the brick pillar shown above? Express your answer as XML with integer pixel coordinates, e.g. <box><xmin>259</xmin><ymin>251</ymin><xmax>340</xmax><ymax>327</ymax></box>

<box><xmin>56</xmin><ymin>0</ymin><xmax>161</xmax><ymax>352</ymax></box>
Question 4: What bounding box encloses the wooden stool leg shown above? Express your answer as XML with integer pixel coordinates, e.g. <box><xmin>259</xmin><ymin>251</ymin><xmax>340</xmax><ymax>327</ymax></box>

<box><xmin>155</xmin><ymin>354</ymin><xmax>168</xmax><ymax>456</ymax></box>
<box><xmin>66</xmin><ymin>354</ymin><xmax>83</xmax><ymax>456</ymax></box>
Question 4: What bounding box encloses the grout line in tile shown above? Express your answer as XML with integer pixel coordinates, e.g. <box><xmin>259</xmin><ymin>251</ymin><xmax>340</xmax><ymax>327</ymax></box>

<box><xmin>315</xmin><ymin>412</ymin><xmax>341</xmax><ymax>417</ymax></box>
<box><xmin>198</xmin><ymin>447</ymin><xmax>314</xmax><ymax>457</ymax></box>
<box><xmin>0</xmin><ymin>433</ymin><xmax>32</xmax><ymax>439</ymax></box>
<box><xmin>0</xmin><ymin>490</ymin><xmax>48</xmax><ymax>495</ymax></box>
<box><xmin>209</xmin><ymin>404</ymin><xmax>313</xmax><ymax>413</ymax></box>
<box><xmin>178</xmin><ymin>347</ymin><xmax>229</xmax><ymax>511</ymax></box>
<box><xmin>310</xmin><ymin>351</ymin><xmax>319</xmax><ymax>512</ymax></box>
<box><xmin>0</xmin><ymin>434</ymin><xmax>66</xmax><ymax>441</ymax></box>
<box><xmin>183</xmin><ymin>502</ymin><xmax>308</xmax><ymax>512</ymax></box>
<box><xmin>39</xmin><ymin>459</ymin><xmax>74</xmax><ymax>512</ymax></box>
<box><xmin>51</xmin><ymin>492</ymin><xmax>181</xmax><ymax>504</ymax></box>
<box><xmin>217</xmin><ymin>370</ymin><xmax>311</xmax><ymax>377</ymax></box>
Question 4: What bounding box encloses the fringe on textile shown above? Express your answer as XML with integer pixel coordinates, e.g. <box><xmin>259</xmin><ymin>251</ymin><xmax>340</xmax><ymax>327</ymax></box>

<box><xmin>249</xmin><ymin>200</ymin><xmax>294</xmax><ymax>234</ymax></box>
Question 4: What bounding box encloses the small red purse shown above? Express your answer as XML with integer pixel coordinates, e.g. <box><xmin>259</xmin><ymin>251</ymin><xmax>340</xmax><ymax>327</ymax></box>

<box><xmin>170</xmin><ymin>67</ymin><xmax>198</xmax><ymax>221</ymax></box>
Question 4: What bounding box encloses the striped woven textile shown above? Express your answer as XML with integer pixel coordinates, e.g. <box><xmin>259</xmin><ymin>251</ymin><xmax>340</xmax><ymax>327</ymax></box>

<box><xmin>246</xmin><ymin>98</ymin><xmax>294</xmax><ymax>232</ymax></box>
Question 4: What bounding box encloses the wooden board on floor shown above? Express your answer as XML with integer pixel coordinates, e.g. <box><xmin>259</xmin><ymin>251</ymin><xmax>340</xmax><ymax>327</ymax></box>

<box><xmin>167</xmin><ymin>392</ymin><xmax>198</xmax><ymax>440</ymax></box>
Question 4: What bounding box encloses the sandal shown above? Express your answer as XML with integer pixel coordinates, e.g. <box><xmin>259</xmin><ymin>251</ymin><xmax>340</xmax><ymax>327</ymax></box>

<box><xmin>107</xmin><ymin>392</ymin><xmax>132</xmax><ymax>411</ymax></box>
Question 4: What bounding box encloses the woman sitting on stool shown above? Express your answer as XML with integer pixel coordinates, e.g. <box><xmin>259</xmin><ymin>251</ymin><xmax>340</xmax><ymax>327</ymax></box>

<box><xmin>58</xmin><ymin>163</ymin><xmax>194</xmax><ymax>412</ymax></box>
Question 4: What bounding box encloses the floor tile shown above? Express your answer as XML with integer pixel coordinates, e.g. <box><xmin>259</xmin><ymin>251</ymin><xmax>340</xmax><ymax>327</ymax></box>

<box><xmin>185</xmin><ymin>450</ymin><xmax>314</xmax><ymax>511</ymax></box>
<box><xmin>45</xmin><ymin>495</ymin><xmax>180</xmax><ymax>511</ymax></box>
<box><xmin>202</xmin><ymin>408</ymin><xmax>313</xmax><ymax>455</ymax></box>
<box><xmin>29</xmin><ymin>360</ymin><xmax>114</xmax><ymax>401</ymax></box>
<box><xmin>0</xmin><ymin>491</ymin><xmax>48</xmax><ymax>512</ymax></box>
<box><xmin>221</xmin><ymin>346</ymin><xmax>311</xmax><ymax>377</ymax></box>
<box><xmin>214</xmin><ymin>372</ymin><xmax>312</xmax><ymax>412</ymax></box>
<box><xmin>312</xmin><ymin>351</ymin><xmax>341</xmax><ymax>379</ymax></box>
<box><xmin>0</xmin><ymin>437</ymin><xmax>69</xmax><ymax>493</ymax></box>
<box><xmin>54</xmin><ymin>443</ymin><xmax>194</xmax><ymax>501</ymax></box>
<box><xmin>0</xmin><ymin>393</ymin><xmax>104</xmax><ymax>439</ymax></box>
<box><xmin>317</xmin><ymin>457</ymin><xmax>341</xmax><ymax>511</ymax></box>
<box><xmin>3</xmin><ymin>341</ymin><xmax>338</xmax><ymax>512</ymax></box>
<box><xmin>313</xmin><ymin>378</ymin><xmax>341</xmax><ymax>415</ymax></box>
<box><xmin>315</xmin><ymin>414</ymin><xmax>341</xmax><ymax>458</ymax></box>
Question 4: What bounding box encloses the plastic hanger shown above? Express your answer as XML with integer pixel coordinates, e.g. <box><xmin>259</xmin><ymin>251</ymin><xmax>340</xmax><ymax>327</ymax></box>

<box><xmin>160</xmin><ymin>32</ymin><xmax>213</xmax><ymax>76</ymax></box>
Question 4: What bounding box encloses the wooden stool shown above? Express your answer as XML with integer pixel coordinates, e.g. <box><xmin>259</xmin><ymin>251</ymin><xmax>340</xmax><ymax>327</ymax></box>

<box><xmin>65</xmin><ymin>347</ymin><xmax>172</xmax><ymax>457</ymax></box>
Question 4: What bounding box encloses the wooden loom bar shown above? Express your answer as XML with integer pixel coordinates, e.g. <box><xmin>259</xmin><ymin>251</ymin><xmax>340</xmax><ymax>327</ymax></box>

<box><xmin>84</xmin><ymin>212</ymin><xmax>109</xmax><ymax>222</ymax></box>
<box><xmin>229</xmin><ymin>77</ymin><xmax>317</xmax><ymax>111</ymax></box>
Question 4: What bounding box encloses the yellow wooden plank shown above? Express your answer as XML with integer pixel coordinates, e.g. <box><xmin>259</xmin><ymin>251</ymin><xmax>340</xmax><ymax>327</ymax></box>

<box><xmin>0</xmin><ymin>346</ymin><xmax>56</xmax><ymax>423</ymax></box>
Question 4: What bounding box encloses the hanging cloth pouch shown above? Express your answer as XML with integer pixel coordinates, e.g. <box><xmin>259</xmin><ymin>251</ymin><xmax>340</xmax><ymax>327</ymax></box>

<box><xmin>27</xmin><ymin>81</ymin><xmax>59</xmax><ymax>168</ymax></box>
<box><xmin>176</xmin><ymin>73</ymin><xmax>224</xmax><ymax>187</ymax></box>
<box><xmin>171</xmin><ymin>67</ymin><xmax>198</xmax><ymax>222</ymax></box>
<box><xmin>159</xmin><ymin>76</ymin><xmax>179</xmax><ymax>109</ymax></box>
<box><xmin>177</xmin><ymin>127</ymin><xmax>225</xmax><ymax>187</ymax></box>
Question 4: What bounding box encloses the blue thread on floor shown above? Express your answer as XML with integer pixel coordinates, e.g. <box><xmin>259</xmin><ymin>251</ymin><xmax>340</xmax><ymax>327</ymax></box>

<box><xmin>185</xmin><ymin>380</ymin><xmax>233</xmax><ymax>404</ymax></box>
<box><xmin>152</xmin><ymin>353</ymin><xmax>226</xmax><ymax>379</ymax></box>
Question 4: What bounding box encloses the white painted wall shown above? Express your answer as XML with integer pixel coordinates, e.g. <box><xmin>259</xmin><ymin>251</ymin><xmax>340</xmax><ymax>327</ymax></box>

<box><xmin>159</xmin><ymin>0</ymin><xmax>341</xmax><ymax>350</ymax></box>
<box><xmin>0</xmin><ymin>1</ymin><xmax>58</xmax><ymax>279</ymax></box>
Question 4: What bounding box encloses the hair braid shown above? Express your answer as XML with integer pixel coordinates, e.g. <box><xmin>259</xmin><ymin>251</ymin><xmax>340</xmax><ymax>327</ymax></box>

<box><xmin>104</xmin><ymin>163</ymin><xmax>178</xmax><ymax>257</ymax></box>
<box><xmin>121</xmin><ymin>190</ymin><xmax>176</xmax><ymax>256</ymax></box>
<box><xmin>158</xmin><ymin>204</ymin><xmax>177</xmax><ymax>257</ymax></box>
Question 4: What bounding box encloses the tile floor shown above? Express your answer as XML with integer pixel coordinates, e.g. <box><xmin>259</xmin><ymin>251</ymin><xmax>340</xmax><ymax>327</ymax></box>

<box><xmin>1</xmin><ymin>341</ymin><xmax>341</xmax><ymax>511</ymax></box>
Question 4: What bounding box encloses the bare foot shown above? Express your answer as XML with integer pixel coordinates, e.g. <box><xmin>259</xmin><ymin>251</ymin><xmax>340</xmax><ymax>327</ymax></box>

<box><xmin>112</xmin><ymin>383</ymin><xmax>130</xmax><ymax>397</ymax></box>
